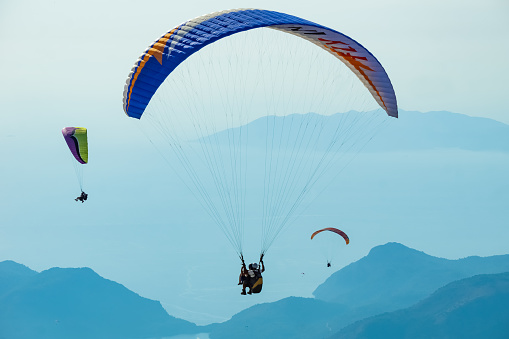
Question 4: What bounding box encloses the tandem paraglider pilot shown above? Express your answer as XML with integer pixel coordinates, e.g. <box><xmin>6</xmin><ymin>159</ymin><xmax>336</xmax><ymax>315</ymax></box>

<box><xmin>239</xmin><ymin>257</ymin><xmax>265</xmax><ymax>295</ymax></box>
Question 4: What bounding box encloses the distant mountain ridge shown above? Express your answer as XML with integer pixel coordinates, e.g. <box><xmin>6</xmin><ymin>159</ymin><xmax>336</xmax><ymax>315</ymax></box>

<box><xmin>365</xmin><ymin>110</ymin><xmax>509</xmax><ymax>152</ymax></box>
<box><xmin>3</xmin><ymin>242</ymin><xmax>509</xmax><ymax>339</ymax></box>
<box><xmin>334</xmin><ymin>272</ymin><xmax>509</xmax><ymax>339</ymax></box>
<box><xmin>313</xmin><ymin>242</ymin><xmax>509</xmax><ymax>313</ymax></box>
<box><xmin>200</xmin><ymin>110</ymin><xmax>509</xmax><ymax>152</ymax></box>
<box><xmin>0</xmin><ymin>261</ymin><xmax>197</xmax><ymax>339</ymax></box>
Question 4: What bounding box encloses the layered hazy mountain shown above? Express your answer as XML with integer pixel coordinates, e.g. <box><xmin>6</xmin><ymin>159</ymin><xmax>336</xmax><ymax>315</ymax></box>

<box><xmin>335</xmin><ymin>272</ymin><xmax>509</xmax><ymax>339</ymax></box>
<box><xmin>2</xmin><ymin>243</ymin><xmax>508</xmax><ymax>339</ymax></box>
<box><xmin>313</xmin><ymin>242</ymin><xmax>509</xmax><ymax>313</ymax></box>
<box><xmin>205</xmin><ymin>243</ymin><xmax>509</xmax><ymax>339</ymax></box>
<box><xmin>0</xmin><ymin>261</ymin><xmax>197</xmax><ymax>339</ymax></box>
<box><xmin>200</xmin><ymin>109</ymin><xmax>509</xmax><ymax>152</ymax></box>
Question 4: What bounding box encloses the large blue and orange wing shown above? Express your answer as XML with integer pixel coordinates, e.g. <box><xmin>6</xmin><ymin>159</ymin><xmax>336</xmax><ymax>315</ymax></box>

<box><xmin>123</xmin><ymin>9</ymin><xmax>397</xmax><ymax>119</ymax></box>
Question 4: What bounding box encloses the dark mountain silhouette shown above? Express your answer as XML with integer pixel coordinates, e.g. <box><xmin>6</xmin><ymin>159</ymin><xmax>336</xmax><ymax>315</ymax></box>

<box><xmin>334</xmin><ymin>272</ymin><xmax>509</xmax><ymax>339</ymax></box>
<box><xmin>313</xmin><ymin>242</ymin><xmax>509</xmax><ymax>313</ymax></box>
<box><xmin>0</xmin><ymin>265</ymin><xmax>197</xmax><ymax>339</ymax></box>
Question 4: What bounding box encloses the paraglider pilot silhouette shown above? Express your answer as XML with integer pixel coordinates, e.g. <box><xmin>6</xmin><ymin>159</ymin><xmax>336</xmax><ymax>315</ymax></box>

<box><xmin>239</xmin><ymin>254</ymin><xmax>265</xmax><ymax>295</ymax></box>
<box><xmin>75</xmin><ymin>191</ymin><xmax>88</xmax><ymax>203</ymax></box>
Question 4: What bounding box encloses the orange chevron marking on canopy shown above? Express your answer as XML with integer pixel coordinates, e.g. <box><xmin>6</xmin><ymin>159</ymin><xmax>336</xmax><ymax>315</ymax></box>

<box><xmin>126</xmin><ymin>27</ymin><xmax>180</xmax><ymax>113</ymax></box>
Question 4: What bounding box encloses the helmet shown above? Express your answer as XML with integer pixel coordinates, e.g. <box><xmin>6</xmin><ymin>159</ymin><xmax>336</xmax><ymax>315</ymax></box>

<box><xmin>251</xmin><ymin>263</ymin><xmax>258</xmax><ymax>269</ymax></box>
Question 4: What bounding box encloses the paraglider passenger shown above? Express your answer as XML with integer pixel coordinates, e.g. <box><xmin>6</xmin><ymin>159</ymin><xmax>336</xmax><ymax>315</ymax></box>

<box><xmin>75</xmin><ymin>191</ymin><xmax>88</xmax><ymax>203</ymax></box>
<box><xmin>241</xmin><ymin>260</ymin><xmax>265</xmax><ymax>295</ymax></box>
<box><xmin>327</xmin><ymin>261</ymin><xmax>331</xmax><ymax>268</ymax></box>
<box><xmin>239</xmin><ymin>266</ymin><xmax>248</xmax><ymax>286</ymax></box>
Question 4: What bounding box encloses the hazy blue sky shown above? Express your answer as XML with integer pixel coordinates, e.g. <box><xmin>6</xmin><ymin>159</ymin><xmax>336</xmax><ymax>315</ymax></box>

<box><xmin>1</xmin><ymin>0</ymin><xmax>508</xmax><ymax>325</ymax></box>
<box><xmin>1</xmin><ymin>0</ymin><xmax>508</xmax><ymax>124</ymax></box>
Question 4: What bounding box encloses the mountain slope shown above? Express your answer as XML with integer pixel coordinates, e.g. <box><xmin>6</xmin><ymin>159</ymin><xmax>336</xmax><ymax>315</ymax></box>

<box><xmin>206</xmin><ymin>297</ymin><xmax>349</xmax><ymax>339</ymax></box>
<box><xmin>0</xmin><ymin>260</ymin><xmax>37</xmax><ymax>297</ymax></box>
<box><xmin>313</xmin><ymin>242</ymin><xmax>509</xmax><ymax>313</ymax></box>
<box><xmin>334</xmin><ymin>272</ymin><xmax>509</xmax><ymax>339</ymax></box>
<box><xmin>0</xmin><ymin>266</ymin><xmax>197</xmax><ymax>339</ymax></box>
<box><xmin>208</xmin><ymin>244</ymin><xmax>509</xmax><ymax>339</ymax></box>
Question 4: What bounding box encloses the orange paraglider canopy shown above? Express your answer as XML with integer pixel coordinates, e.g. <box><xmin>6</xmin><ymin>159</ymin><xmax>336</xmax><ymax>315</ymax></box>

<box><xmin>310</xmin><ymin>228</ymin><xmax>349</xmax><ymax>245</ymax></box>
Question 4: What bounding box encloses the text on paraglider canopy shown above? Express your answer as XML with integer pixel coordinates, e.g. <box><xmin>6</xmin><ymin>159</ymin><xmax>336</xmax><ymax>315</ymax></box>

<box><xmin>318</xmin><ymin>38</ymin><xmax>374</xmax><ymax>72</ymax></box>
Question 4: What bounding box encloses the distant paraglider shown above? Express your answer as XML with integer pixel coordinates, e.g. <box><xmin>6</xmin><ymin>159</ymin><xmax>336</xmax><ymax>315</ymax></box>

<box><xmin>311</xmin><ymin>228</ymin><xmax>349</xmax><ymax>244</ymax></box>
<box><xmin>62</xmin><ymin>127</ymin><xmax>88</xmax><ymax>202</ymax></box>
<box><xmin>311</xmin><ymin>228</ymin><xmax>349</xmax><ymax>267</ymax></box>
